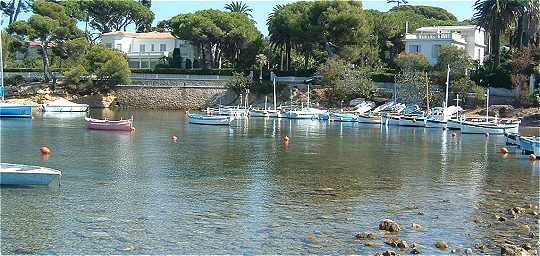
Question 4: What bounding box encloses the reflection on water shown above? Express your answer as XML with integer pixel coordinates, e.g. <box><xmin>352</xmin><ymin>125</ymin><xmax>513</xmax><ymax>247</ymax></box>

<box><xmin>1</xmin><ymin>110</ymin><xmax>538</xmax><ymax>254</ymax></box>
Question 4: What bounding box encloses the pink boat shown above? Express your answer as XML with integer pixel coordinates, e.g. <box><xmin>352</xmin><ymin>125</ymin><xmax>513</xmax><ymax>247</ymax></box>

<box><xmin>85</xmin><ymin>117</ymin><xmax>135</xmax><ymax>131</ymax></box>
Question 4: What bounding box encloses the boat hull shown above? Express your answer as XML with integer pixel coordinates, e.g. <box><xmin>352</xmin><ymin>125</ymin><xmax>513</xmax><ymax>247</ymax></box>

<box><xmin>0</xmin><ymin>104</ymin><xmax>32</xmax><ymax>118</ymax></box>
<box><xmin>399</xmin><ymin>117</ymin><xmax>426</xmax><ymax>127</ymax></box>
<box><xmin>382</xmin><ymin>115</ymin><xmax>400</xmax><ymax>126</ymax></box>
<box><xmin>43</xmin><ymin>105</ymin><xmax>88</xmax><ymax>112</ymax></box>
<box><xmin>0</xmin><ymin>163</ymin><xmax>61</xmax><ymax>185</ymax></box>
<box><xmin>85</xmin><ymin>118</ymin><xmax>135</xmax><ymax>131</ymax></box>
<box><xmin>425</xmin><ymin>119</ymin><xmax>447</xmax><ymax>128</ymax></box>
<box><xmin>331</xmin><ymin>113</ymin><xmax>358</xmax><ymax>122</ymax></box>
<box><xmin>447</xmin><ymin>120</ymin><xmax>462</xmax><ymax>130</ymax></box>
<box><xmin>519</xmin><ymin>137</ymin><xmax>540</xmax><ymax>155</ymax></box>
<box><xmin>460</xmin><ymin>122</ymin><xmax>520</xmax><ymax>134</ymax></box>
<box><xmin>188</xmin><ymin>114</ymin><xmax>233</xmax><ymax>125</ymax></box>
<box><xmin>357</xmin><ymin>115</ymin><xmax>381</xmax><ymax>124</ymax></box>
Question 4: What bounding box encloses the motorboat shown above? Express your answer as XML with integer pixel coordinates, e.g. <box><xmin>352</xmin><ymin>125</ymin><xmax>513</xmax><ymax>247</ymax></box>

<box><xmin>519</xmin><ymin>135</ymin><xmax>540</xmax><ymax>155</ymax></box>
<box><xmin>382</xmin><ymin>104</ymin><xmax>418</xmax><ymax>126</ymax></box>
<box><xmin>85</xmin><ymin>116</ymin><xmax>135</xmax><ymax>131</ymax></box>
<box><xmin>42</xmin><ymin>98</ymin><xmax>88</xmax><ymax>112</ymax></box>
<box><xmin>188</xmin><ymin>113</ymin><xmax>234</xmax><ymax>125</ymax></box>
<box><xmin>0</xmin><ymin>102</ymin><xmax>32</xmax><ymax>118</ymax></box>
<box><xmin>357</xmin><ymin>101</ymin><xmax>402</xmax><ymax>124</ymax></box>
<box><xmin>460</xmin><ymin>118</ymin><xmax>521</xmax><ymax>134</ymax></box>
<box><xmin>0</xmin><ymin>163</ymin><xmax>61</xmax><ymax>186</ymax></box>
<box><xmin>504</xmin><ymin>132</ymin><xmax>520</xmax><ymax>146</ymax></box>
<box><xmin>283</xmin><ymin>107</ymin><xmax>327</xmax><ymax>119</ymax></box>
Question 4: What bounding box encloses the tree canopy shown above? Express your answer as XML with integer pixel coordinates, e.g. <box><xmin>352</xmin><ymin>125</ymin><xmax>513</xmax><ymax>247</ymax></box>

<box><xmin>169</xmin><ymin>9</ymin><xmax>261</xmax><ymax>69</ymax></box>
<box><xmin>389</xmin><ymin>5</ymin><xmax>457</xmax><ymax>21</ymax></box>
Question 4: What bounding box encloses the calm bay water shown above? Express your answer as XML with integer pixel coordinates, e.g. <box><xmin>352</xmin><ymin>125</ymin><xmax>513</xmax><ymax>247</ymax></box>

<box><xmin>1</xmin><ymin>109</ymin><xmax>539</xmax><ymax>254</ymax></box>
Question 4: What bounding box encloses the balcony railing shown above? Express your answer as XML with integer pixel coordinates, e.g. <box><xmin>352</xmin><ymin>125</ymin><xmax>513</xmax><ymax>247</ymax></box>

<box><xmin>405</xmin><ymin>32</ymin><xmax>466</xmax><ymax>43</ymax></box>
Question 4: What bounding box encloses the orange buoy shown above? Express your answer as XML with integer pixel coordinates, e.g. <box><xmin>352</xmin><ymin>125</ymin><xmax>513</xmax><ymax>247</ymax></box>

<box><xmin>485</xmin><ymin>132</ymin><xmax>490</xmax><ymax>137</ymax></box>
<box><xmin>500</xmin><ymin>147</ymin><xmax>509</xmax><ymax>154</ymax></box>
<box><xmin>40</xmin><ymin>147</ymin><xmax>51</xmax><ymax>155</ymax></box>
<box><xmin>529</xmin><ymin>154</ymin><xmax>537</xmax><ymax>161</ymax></box>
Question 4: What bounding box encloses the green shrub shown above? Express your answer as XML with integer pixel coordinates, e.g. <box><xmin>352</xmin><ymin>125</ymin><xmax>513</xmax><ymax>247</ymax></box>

<box><xmin>273</xmin><ymin>69</ymin><xmax>317</xmax><ymax>77</ymax></box>
<box><xmin>4</xmin><ymin>75</ymin><xmax>25</xmax><ymax>87</ymax></box>
<box><xmin>370</xmin><ymin>72</ymin><xmax>396</xmax><ymax>83</ymax></box>
<box><xmin>130</xmin><ymin>68</ymin><xmax>248</xmax><ymax>76</ymax></box>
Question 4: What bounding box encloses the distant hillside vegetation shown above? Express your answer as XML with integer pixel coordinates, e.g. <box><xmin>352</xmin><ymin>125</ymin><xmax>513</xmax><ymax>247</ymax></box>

<box><xmin>389</xmin><ymin>5</ymin><xmax>458</xmax><ymax>22</ymax></box>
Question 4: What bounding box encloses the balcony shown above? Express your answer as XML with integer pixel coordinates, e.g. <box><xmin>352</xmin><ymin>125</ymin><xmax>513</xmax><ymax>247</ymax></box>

<box><xmin>126</xmin><ymin>51</ymin><xmax>168</xmax><ymax>59</ymax></box>
<box><xmin>405</xmin><ymin>32</ymin><xmax>466</xmax><ymax>44</ymax></box>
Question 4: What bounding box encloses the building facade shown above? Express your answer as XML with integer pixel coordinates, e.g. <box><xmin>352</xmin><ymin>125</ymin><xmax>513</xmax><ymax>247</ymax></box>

<box><xmin>404</xmin><ymin>25</ymin><xmax>487</xmax><ymax>65</ymax></box>
<box><xmin>101</xmin><ymin>31</ymin><xmax>199</xmax><ymax>68</ymax></box>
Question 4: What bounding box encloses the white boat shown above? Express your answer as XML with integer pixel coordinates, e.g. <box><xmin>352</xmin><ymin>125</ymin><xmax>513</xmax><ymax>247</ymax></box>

<box><xmin>399</xmin><ymin>115</ymin><xmax>426</xmax><ymax>127</ymax></box>
<box><xmin>382</xmin><ymin>104</ymin><xmax>419</xmax><ymax>126</ymax></box>
<box><xmin>188</xmin><ymin>113</ymin><xmax>234</xmax><ymax>125</ymax></box>
<box><xmin>283</xmin><ymin>107</ymin><xmax>327</xmax><ymax>119</ymax></box>
<box><xmin>460</xmin><ymin>119</ymin><xmax>521</xmax><ymax>134</ymax></box>
<box><xmin>459</xmin><ymin>88</ymin><xmax>521</xmax><ymax>134</ymax></box>
<box><xmin>426</xmin><ymin>106</ymin><xmax>463</xmax><ymax>128</ymax></box>
<box><xmin>42</xmin><ymin>98</ymin><xmax>89</xmax><ymax>112</ymax></box>
<box><xmin>357</xmin><ymin>102</ymin><xmax>402</xmax><ymax>124</ymax></box>
<box><xmin>351</xmin><ymin>100</ymin><xmax>375</xmax><ymax>114</ymax></box>
<box><xmin>0</xmin><ymin>163</ymin><xmax>61</xmax><ymax>186</ymax></box>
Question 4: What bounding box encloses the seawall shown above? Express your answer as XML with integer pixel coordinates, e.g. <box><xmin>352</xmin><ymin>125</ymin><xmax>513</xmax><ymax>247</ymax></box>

<box><xmin>112</xmin><ymin>79</ymin><xmax>229</xmax><ymax>110</ymax></box>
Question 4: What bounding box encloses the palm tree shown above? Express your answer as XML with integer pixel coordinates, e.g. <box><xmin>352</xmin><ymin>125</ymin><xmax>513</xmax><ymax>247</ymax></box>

<box><xmin>513</xmin><ymin>0</ymin><xmax>540</xmax><ymax>48</ymax></box>
<box><xmin>255</xmin><ymin>54</ymin><xmax>268</xmax><ymax>80</ymax></box>
<box><xmin>224</xmin><ymin>1</ymin><xmax>253</xmax><ymax>17</ymax></box>
<box><xmin>473</xmin><ymin>0</ymin><xmax>524</xmax><ymax>66</ymax></box>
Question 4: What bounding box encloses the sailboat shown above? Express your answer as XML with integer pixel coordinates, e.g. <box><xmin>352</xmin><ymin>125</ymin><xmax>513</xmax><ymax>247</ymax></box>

<box><xmin>283</xmin><ymin>82</ymin><xmax>326</xmax><ymax>119</ymax></box>
<box><xmin>250</xmin><ymin>78</ymin><xmax>282</xmax><ymax>118</ymax></box>
<box><xmin>458</xmin><ymin>88</ymin><xmax>521</xmax><ymax>134</ymax></box>
<box><xmin>426</xmin><ymin>65</ymin><xmax>463</xmax><ymax>128</ymax></box>
<box><xmin>0</xmin><ymin>31</ymin><xmax>32</xmax><ymax>118</ymax></box>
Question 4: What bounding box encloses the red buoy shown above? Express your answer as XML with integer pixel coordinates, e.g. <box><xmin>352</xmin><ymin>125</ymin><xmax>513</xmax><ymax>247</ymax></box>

<box><xmin>40</xmin><ymin>147</ymin><xmax>51</xmax><ymax>155</ymax></box>
<box><xmin>529</xmin><ymin>154</ymin><xmax>537</xmax><ymax>161</ymax></box>
<box><xmin>500</xmin><ymin>147</ymin><xmax>509</xmax><ymax>154</ymax></box>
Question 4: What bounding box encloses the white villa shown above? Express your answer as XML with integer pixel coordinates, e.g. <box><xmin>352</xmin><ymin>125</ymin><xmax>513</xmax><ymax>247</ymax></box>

<box><xmin>404</xmin><ymin>25</ymin><xmax>487</xmax><ymax>65</ymax></box>
<box><xmin>101</xmin><ymin>31</ymin><xmax>199</xmax><ymax>68</ymax></box>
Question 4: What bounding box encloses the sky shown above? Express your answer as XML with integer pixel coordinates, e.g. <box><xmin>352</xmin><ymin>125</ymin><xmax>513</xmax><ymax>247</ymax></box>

<box><xmin>150</xmin><ymin>0</ymin><xmax>478</xmax><ymax>35</ymax></box>
<box><xmin>2</xmin><ymin>0</ymin><xmax>478</xmax><ymax>35</ymax></box>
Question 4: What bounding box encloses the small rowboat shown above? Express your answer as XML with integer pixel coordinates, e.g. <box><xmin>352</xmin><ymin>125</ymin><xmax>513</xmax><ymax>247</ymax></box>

<box><xmin>188</xmin><ymin>113</ymin><xmax>234</xmax><ymax>125</ymax></box>
<box><xmin>1</xmin><ymin>163</ymin><xmax>61</xmax><ymax>186</ymax></box>
<box><xmin>42</xmin><ymin>98</ymin><xmax>88</xmax><ymax>112</ymax></box>
<box><xmin>85</xmin><ymin>116</ymin><xmax>135</xmax><ymax>131</ymax></box>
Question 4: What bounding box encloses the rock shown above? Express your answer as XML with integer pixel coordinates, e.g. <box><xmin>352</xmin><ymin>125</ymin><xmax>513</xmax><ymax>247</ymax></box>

<box><xmin>379</xmin><ymin>219</ymin><xmax>401</xmax><ymax>232</ymax></box>
<box><xmin>410</xmin><ymin>248</ymin><xmax>420</xmax><ymax>254</ymax></box>
<box><xmin>410</xmin><ymin>242</ymin><xmax>422</xmax><ymax>249</ymax></box>
<box><xmin>530</xmin><ymin>211</ymin><xmax>538</xmax><ymax>216</ymax></box>
<box><xmin>397</xmin><ymin>240</ymin><xmax>408</xmax><ymax>249</ymax></box>
<box><xmin>417</xmin><ymin>212</ymin><xmax>425</xmax><ymax>215</ymax></box>
<box><xmin>381</xmin><ymin>250</ymin><xmax>397</xmax><ymax>256</ymax></box>
<box><xmin>450</xmin><ymin>249</ymin><xmax>456</xmax><ymax>253</ymax></box>
<box><xmin>435</xmin><ymin>240</ymin><xmax>449</xmax><ymax>250</ymax></box>
<box><xmin>385</xmin><ymin>237</ymin><xmax>401</xmax><ymax>247</ymax></box>
<box><xmin>528</xmin><ymin>232</ymin><xmax>536</xmax><ymax>238</ymax></box>
<box><xmin>355</xmin><ymin>232</ymin><xmax>377</xmax><ymax>240</ymax></box>
<box><xmin>488</xmin><ymin>105</ymin><xmax>516</xmax><ymax>118</ymax></box>
<box><xmin>466</xmin><ymin>248</ymin><xmax>473</xmax><ymax>255</ymax></box>
<box><xmin>521</xmin><ymin>243</ymin><xmax>532</xmax><ymax>251</ymax></box>
<box><xmin>475</xmin><ymin>241</ymin><xmax>486</xmax><ymax>252</ymax></box>
<box><xmin>501</xmin><ymin>244</ymin><xmax>531</xmax><ymax>256</ymax></box>
<box><xmin>518</xmin><ymin>224</ymin><xmax>530</xmax><ymax>232</ymax></box>
<box><xmin>411</xmin><ymin>223</ymin><xmax>422</xmax><ymax>230</ymax></box>
<box><xmin>498</xmin><ymin>216</ymin><xmax>507</xmax><ymax>222</ymax></box>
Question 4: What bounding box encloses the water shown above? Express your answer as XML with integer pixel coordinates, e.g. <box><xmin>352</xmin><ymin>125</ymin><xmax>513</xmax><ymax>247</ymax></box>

<box><xmin>1</xmin><ymin>110</ymin><xmax>539</xmax><ymax>254</ymax></box>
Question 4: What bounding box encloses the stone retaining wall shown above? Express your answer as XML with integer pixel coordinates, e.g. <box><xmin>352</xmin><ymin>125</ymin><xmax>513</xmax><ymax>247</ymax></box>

<box><xmin>113</xmin><ymin>83</ymin><xmax>229</xmax><ymax>110</ymax></box>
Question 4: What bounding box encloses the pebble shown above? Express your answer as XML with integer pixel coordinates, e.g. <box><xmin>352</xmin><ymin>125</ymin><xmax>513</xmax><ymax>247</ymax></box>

<box><xmin>355</xmin><ymin>232</ymin><xmax>377</xmax><ymax>240</ymax></box>
<box><xmin>466</xmin><ymin>248</ymin><xmax>473</xmax><ymax>255</ymax></box>
<box><xmin>435</xmin><ymin>240</ymin><xmax>449</xmax><ymax>250</ymax></box>
<box><xmin>411</xmin><ymin>223</ymin><xmax>422</xmax><ymax>230</ymax></box>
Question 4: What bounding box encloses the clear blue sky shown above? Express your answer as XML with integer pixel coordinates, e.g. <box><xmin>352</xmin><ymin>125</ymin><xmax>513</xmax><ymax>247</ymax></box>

<box><xmin>151</xmin><ymin>0</ymin><xmax>477</xmax><ymax>35</ymax></box>
<box><xmin>2</xmin><ymin>0</ymin><xmax>477</xmax><ymax>35</ymax></box>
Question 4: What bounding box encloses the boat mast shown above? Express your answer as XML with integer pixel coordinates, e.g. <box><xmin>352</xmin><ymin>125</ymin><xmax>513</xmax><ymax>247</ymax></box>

<box><xmin>273</xmin><ymin>77</ymin><xmax>277</xmax><ymax>111</ymax></box>
<box><xmin>307</xmin><ymin>83</ymin><xmax>310</xmax><ymax>108</ymax></box>
<box><xmin>0</xmin><ymin>24</ymin><xmax>4</xmax><ymax>102</ymax></box>
<box><xmin>486</xmin><ymin>88</ymin><xmax>489</xmax><ymax>120</ymax></box>
<box><xmin>445</xmin><ymin>64</ymin><xmax>450</xmax><ymax>109</ymax></box>
<box><xmin>425</xmin><ymin>72</ymin><xmax>430</xmax><ymax>114</ymax></box>
<box><xmin>455</xmin><ymin>94</ymin><xmax>460</xmax><ymax>108</ymax></box>
<box><xmin>264</xmin><ymin>96</ymin><xmax>268</xmax><ymax>111</ymax></box>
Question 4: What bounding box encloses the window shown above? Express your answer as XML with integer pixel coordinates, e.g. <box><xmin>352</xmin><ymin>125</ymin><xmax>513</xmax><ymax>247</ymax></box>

<box><xmin>151</xmin><ymin>44</ymin><xmax>155</xmax><ymax>52</ymax></box>
<box><xmin>115</xmin><ymin>44</ymin><xmax>121</xmax><ymax>50</ymax></box>
<box><xmin>105</xmin><ymin>43</ymin><xmax>112</xmax><ymax>48</ymax></box>
<box><xmin>433</xmin><ymin>44</ymin><xmax>441</xmax><ymax>58</ymax></box>
<box><xmin>409</xmin><ymin>45</ymin><xmax>420</xmax><ymax>53</ymax></box>
<box><xmin>160</xmin><ymin>44</ymin><xmax>166</xmax><ymax>51</ymax></box>
<box><xmin>140</xmin><ymin>44</ymin><xmax>145</xmax><ymax>53</ymax></box>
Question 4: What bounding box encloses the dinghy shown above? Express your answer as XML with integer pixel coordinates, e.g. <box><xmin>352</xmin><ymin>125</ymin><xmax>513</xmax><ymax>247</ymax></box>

<box><xmin>188</xmin><ymin>113</ymin><xmax>234</xmax><ymax>125</ymax></box>
<box><xmin>329</xmin><ymin>112</ymin><xmax>359</xmax><ymax>122</ymax></box>
<box><xmin>357</xmin><ymin>102</ymin><xmax>403</xmax><ymax>124</ymax></box>
<box><xmin>0</xmin><ymin>163</ymin><xmax>61</xmax><ymax>186</ymax></box>
<box><xmin>425</xmin><ymin>106</ymin><xmax>463</xmax><ymax>128</ymax></box>
<box><xmin>85</xmin><ymin>117</ymin><xmax>135</xmax><ymax>131</ymax></box>
<box><xmin>519</xmin><ymin>136</ymin><xmax>540</xmax><ymax>155</ymax></box>
<box><xmin>42</xmin><ymin>98</ymin><xmax>88</xmax><ymax>112</ymax></box>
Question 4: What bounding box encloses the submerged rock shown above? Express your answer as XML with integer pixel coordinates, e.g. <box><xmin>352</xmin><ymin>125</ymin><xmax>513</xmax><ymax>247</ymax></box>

<box><xmin>385</xmin><ymin>237</ymin><xmax>400</xmax><ymax>247</ymax></box>
<box><xmin>379</xmin><ymin>219</ymin><xmax>401</xmax><ymax>232</ymax></box>
<box><xmin>397</xmin><ymin>240</ymin><xmax>408</xmax><ymax>249</ymax></box>
<box><xmin>355</xmin><ymin>232</ymin><xmax>377</xmax><ymax>240</ymax></box>
<box><xmin>374</xmin><ymin>250</ymin><xmax>398</xmax><ymax>256</ymax></box>
<box><xmin>466</xmin><ymin>248</ymin><xmax>473</xmax><ymax>255</ymax></box>
<box><xmin>364</xmin><ymin>241</ymin><xmax>379</xmax><ymax>247</ymax></box>
<box><xmin>435</xmin><ymin>240</ymin><xmax>449</xmax><ymax>250</ymax></box>
<box><xmin>498</xmin><ymin>216</ymin><xmax>507</xmax><ymax>222</ymax></box>
<box><xmin>410</xmin><ymin>248</ymin><xmax>420</xmax><ymax>254</ymax></box>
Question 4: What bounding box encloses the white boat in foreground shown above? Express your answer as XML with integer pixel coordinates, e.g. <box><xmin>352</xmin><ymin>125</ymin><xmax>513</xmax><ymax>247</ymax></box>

<box><xmin>460</xmin><ymin>119</ymin><xmax>521</xmax><ymax>134</ymax></box>
<box><xmin>42</xmin><ymin>98</ymin><xmax>88</xmax><ymax>112</ymax></box>
<box><xmin>0</xmin><ymin>163</ymin><xmax>61</xmax><ymax>186</ymax></box>
<box><xmin>188</xmin><ymin>113</ymin><xmax>234</xmax><ymax>125</ymax></box>
<box><xmin>283</xmin><ymin>107</ymin><xmax>327</xmax><ymax>119</ymax></box>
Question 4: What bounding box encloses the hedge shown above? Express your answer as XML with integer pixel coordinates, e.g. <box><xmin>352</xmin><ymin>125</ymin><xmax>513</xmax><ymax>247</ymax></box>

<box><xmin>131</xmin><ymin>68</ymin><xmax>249</xmax><ymax>76</ymax></box>
<box><xmin>370</xmin><ymin>72</ymin><xmax>396</xmax><ymax>83</ymax></box>
<box><xmin>273</xmin><ymin>69</ymin><xmax>317</xmax><ymax>77</ymax></box>
<box><xmin>3</xmin><ymin>67</ymin><xmax>65</xmax><ymax>72</ymax></box>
